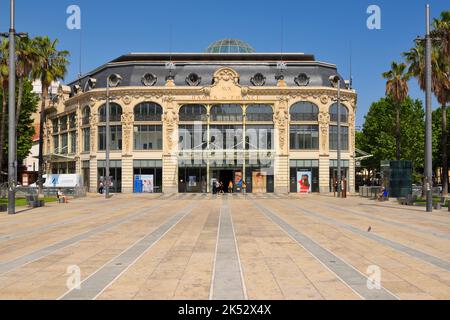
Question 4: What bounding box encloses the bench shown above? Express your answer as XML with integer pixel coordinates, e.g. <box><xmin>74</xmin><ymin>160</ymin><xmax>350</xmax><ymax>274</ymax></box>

<box><xmin>398</xmin><ymin>194</ymin><xmax>417</xmax><ymax>206</ymax></box>
<box><xmin>434</xmin><ymin>197</ymin><xmax>448</xmax><ymax>210</ymax></box>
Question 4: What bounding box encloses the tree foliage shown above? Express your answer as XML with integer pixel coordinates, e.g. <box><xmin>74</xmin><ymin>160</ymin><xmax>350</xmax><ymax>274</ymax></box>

<box><xmin>0</xmin><ymin>79</ymin><xmax>38</xmax><ymax>163</ymax></box>
<box><xmin>357</xmin><ymin>97</ymin><xmax>425</xmax><ymax>177</ymax></box>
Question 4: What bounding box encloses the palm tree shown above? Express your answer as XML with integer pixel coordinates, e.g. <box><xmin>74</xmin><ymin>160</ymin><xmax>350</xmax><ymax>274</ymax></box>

<box><xmin>432</xmin><ymin>12</ymin><xmax>450</xmax><ymax>196</ymax></box>
<box><xmin>382</xmin><ymin>62</ymin><xmax>410</xmax><ymax>160</ymax></box>
<box><xmin>32</xmin><ymin>36</ymin><xmax>69</xmax><ymax>195</ymax></box>
<box><xmin>0</xmin><ymin>40</ymin><xmax>9</xmax><ymax>181</ymax></box>
<box><xmin>406</xmin><ymin>12</ymin><xmax>450</xmax><ymax>195</ymax></box>
<box><xmin>15</xmin><ymin>36</ymin><xmax>39</xmax><ymax>126</ymax></box>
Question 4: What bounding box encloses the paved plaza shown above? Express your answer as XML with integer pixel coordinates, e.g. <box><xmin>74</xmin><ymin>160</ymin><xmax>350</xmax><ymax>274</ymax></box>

<box><xmin>0</xmin><ymin>194</ymin><xmax>449</xmax><ymax>300</ymax></box>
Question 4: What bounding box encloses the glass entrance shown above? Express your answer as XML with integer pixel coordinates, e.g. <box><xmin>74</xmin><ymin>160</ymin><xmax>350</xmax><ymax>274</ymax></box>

<box><xmin>212</xmin><ymin>169</ymin><xmax>242</xmax><ymax>193</ymax></box>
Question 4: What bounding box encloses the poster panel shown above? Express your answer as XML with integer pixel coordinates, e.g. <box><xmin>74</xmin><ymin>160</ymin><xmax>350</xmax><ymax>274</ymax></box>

<box><xmin>297</xmin><ymin>171</ymin><xmax>312</xmax><ymax>193</ymax></box>
<box><xmin>141</xmin><ymin>175</ymin><xmax>154</xmax><ymax>193</ymax></box>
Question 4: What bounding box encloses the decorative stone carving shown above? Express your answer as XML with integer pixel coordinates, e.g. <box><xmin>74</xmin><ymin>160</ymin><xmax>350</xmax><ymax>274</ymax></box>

<box><xmin>294</xmin><ymin>73</ymin><xmax>310</xmax><ymax>86</ymax></box>
<box><xmin>90</xmin><ymin>113</ymin><xmax>98</xmax><ymax>153</ymax></box>
<box><xmin>318</xmin><ymin>111</ymin><xmax>330</xmax><ymax>153</ymax></box>
<box><xmin>186</xmin><ymin>73</ymin><xmax>202</xmax><ymax>86</ymax></box>
<box><xmin>320</xmin><ymin>95</ymin><xmax>329</xmax><ymax>105</ymax></box>
<box><xmin>122</xmin><ymin>95</ymin><xmax>132</xmax><ymax>105</ymax></box>
<box><xmin>163</xmin><ymin>105</ymin><xmax>179</xmax><ymax>154</ymax></box>
<box><xmin>274</xmin><ymin>98</ymin><xmax>289</xmax><ymax>151</ymax></box>
<box><xmin>250</xmin><ymin>73</ymin><xmax>266</xmax><ymax>86</ymax></box>
<box><xmin>121</xmin><ymin>113</ymin><xmax>134</xmax><ymax>154</ymax></box>
<box><xmin>212</xmin><ymin>67</ymin><xmax>240</xmax><ymax>85</ymax></box>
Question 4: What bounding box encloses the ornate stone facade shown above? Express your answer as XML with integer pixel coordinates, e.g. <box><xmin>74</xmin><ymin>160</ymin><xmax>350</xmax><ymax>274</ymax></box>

<box><xmin>43</xmin><ymin>55</ymin><xmax>356</xmax><ymax>195</ymax></box>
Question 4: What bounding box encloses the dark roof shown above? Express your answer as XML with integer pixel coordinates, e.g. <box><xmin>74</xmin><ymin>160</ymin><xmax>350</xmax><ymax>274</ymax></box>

<box><xmin>68</xmin><ymin>52</ymin><xmax>347</xmax><ymax>93</ymax></box>
<box><xmin>110</xmin><ymin>52</ymin><xmax>316</xmax><ymax>63</ymax></box>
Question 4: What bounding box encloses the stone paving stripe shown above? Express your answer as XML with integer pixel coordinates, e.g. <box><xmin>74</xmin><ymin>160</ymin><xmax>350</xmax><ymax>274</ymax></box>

<box><xmin>210</xmin><ymin>198</ymin><xmax>247</xmax><ymax>300</ymax></box>
<box><xmin>284</xmin><ymin>201</ymin><xmax>450</xmax><ymax>272</ymax></box>
<box><xmin>253</xmin><ymin>201</ymin><xmax>399</xmax><ymax>300</ymax></box>
<box><xmin>0</xmin><ymin>201</ymin><xmax>136</xmax><ymax>243</ymax></box>
<box><xmin>371</xmin><ymin>203</ymin><xmax>450</xmax><ymax>226</ymax></box>
<box><xmin>0</xmin><ymin>202</ymin><xmax>168</xmax><ymax>275</ymax></box>
<box><xmin>306</xmin><ymin>198</ymin><xmax>450</xmax><ymax>241</ymax></box>
<box><xmin>60</xmin><ymin>202</ymin><xmax>198</xmax><ymax>300</ymax></box>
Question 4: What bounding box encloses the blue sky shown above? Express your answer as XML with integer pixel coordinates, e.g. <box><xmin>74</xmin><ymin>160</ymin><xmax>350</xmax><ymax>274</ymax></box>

<box><xmin>0</xmin><ymin>0</ymin><xmax>448</xmax><ymax>126</ymax></box>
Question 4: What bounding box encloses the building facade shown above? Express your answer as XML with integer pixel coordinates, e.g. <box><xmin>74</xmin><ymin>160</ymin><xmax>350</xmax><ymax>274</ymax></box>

<box><xmin>43</xmin><ymin>40</ymin><xmax>357</xmax><ymax>194</ymax></box>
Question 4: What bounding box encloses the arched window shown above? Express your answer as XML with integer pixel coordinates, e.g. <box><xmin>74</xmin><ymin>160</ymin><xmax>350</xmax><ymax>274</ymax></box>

<box><xmin>99</xmin><ymin>103</ymin><xmax>122</xmax><ymax>122</ymax></box>
<box><xmin>246</xmin><ymin>105</ymin><xmax>273</xmax><ymax>122</ymax></box>
<box><xmin>290</xmin><ymin>102</ymin><xmax>319</xmax><ymax>121</ymax></box>
<box><xmin>82</xmin><ymin>106</ymin><xmax>90</xmax><ymax>125</ymax></box>
<box><xmin>210</xmin><ymin>104</ymin><xmax>243</xmax><ymax>122</ymax></box>
<box><xmin>329</xmin><ymin>103</ymin><xmax>349</xmax><ymax>123</ymax></box>
<box><xmin>179</xmin><ymin>105</ymin><xmax>207</xmax><ymax>121</ymax></box>
<box><xmin>134</xmin><ymin>102</ymin><xmax>163</xmax><ymax>121</ymax></box>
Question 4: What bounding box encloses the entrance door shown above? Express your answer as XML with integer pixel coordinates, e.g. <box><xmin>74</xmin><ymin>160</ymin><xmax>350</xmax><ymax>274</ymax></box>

<box><xmin>212</xmin><ymin>169</ymin><xmax>235</xmax><ymax>193</ymax></box>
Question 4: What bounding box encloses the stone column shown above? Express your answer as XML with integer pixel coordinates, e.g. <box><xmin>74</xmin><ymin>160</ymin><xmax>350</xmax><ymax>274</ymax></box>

<box><xmin>274</xmin><ymin>97</ymin><xmax>289</xmax><ymax>194</ymax></box>
<box><xmin>319</xmin><ymin>111</ymin><xmax>331</xmax><ymax>193</ymax></box>
<box><xmin>121</xmin><ymin>112</ymin><xmax>134</xmax><ymax>193</ymax></box>
<box><xmin>89</xmin><ymin>156</ymin><xmax>98</xmax><ymax>193</ymax></box>
<box><xmin>349</xmin><ymin>112</ymin><xmax>356</xmax><ymax>193</ymax></box>
<box><xmin>162</xmin><ymin>97</ymin><xmax>179</xmax><ymax>194</ymax></box>
<box><xmin>89</xmin><ymin>112</ymin><xmax>98</xmax><ymax>193</ymax></box>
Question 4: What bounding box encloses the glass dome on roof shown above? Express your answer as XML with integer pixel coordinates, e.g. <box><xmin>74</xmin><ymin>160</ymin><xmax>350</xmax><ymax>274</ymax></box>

<box><xmin>205</xmin><ymin>39</ymin><xmax>255</xmax><ymax>53</ymax></box>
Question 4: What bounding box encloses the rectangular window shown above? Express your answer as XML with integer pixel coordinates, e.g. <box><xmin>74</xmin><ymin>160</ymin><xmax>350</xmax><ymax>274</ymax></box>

<box><xmin>60</xmin><ymin>116</ymin><xmax>68</xmax><ymax>132</ymax></box>
<box><xmin>98</xmin><ymin>126</ymin><xmax>122</xmax><ymax>151</ymax></box>
<box><xmin>52</xmin><ymin>119</ymin><xmax>59</xmax><ymax>133</ymax></box>
<box><xmin>210</xmin><ymin>125</ymin><xmax>243</xmax><ymax>150</ymax></box>
<box><xmin>329</xmin><ymin>126</ymin><xmax>349</xmax><ymax>151</ymax></box>
<box><xmin>290</xmin><ymin>125</ymin><xmax>319</xmax><ymax>150</ymax></box>
<box><xmin>83</xmin><ymin>128</ymin><xmax>90</xmax><ymax>152</ymax></box>
<box><xmin>61</xmin><ymin>133</ymin><xmax>68</xmax><ymax>154</ymax></box>
<box><xmin>53</xmin><ymin>135</ymin><xmax>59</xmax><ymax>153</ymax></box>
<box><xmin>69</xmin><ymin>113</ymin><xmax>76</xmax><ymax>129</ymax></box>
<box><xmin>178</xmin><ymin>125</ymin><xmax>207</xmax><ymax>150</ymax></box>
<box><xmin>245</xmin><ymin>125</ymin><xmax>274</xmax><ymax>150</ymax></box>
<box><xmin>133</xmin><ymin>125</ymin><xmax>163</xmax><ymax>150</ymax></box>
<box><xmin>70</xmin><ymin>132</ymin><xmax>77</xmax><ymax>154</ymax></box>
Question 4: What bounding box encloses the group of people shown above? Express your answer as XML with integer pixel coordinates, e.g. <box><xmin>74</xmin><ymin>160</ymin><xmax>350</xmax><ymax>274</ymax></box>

<box><xmin>212</xmin><ymin>180</ymin><xmax>247</xmax><ymax>194</ymax></box>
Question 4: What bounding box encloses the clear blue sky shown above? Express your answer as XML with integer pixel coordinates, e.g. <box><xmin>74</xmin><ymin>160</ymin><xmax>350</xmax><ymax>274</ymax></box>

<box><xmin>0</xmin><ymin>0</ymin><xmax>448</xmax><ymax>126</ymax></box>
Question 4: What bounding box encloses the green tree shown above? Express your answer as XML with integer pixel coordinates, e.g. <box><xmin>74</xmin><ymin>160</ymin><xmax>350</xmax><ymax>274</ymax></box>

<box><xmin>32</xmin><ymin>36</ymin><xmax>69</xmax><ymax>195</ymax></box>
<box><xmin>404</xmin><ymin>10</ymin><xmax>450</xmax><ymax>195</ymax></box>
<box><xmin>382</xmin><ymin>62</ymin><xmax>410</xmax><ymax>160</ymax></box>
<box><xmin>15</xmin><ymin>36</ymin><xmax>39</xmax><ymax>127</ymax></box>
<box><xmin>357</xmin><ymin>97</ymin><xmax>425</xmax><ymax>182</ymax></box>
<box><xmin>432</xmin><ymin>106</ymin><xmax>450</xmax><ymax>182</ymax></box>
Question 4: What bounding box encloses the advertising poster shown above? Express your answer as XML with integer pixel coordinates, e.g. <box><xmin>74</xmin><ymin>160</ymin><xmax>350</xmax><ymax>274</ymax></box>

<box><xmin>188</xmin><ymin>176</ymin><xmax>197</xmax><ymax>187</ymax></box>
<box><xmin>297</xmin><ymin>171</ymin><xmax>312</xmax><ymax>193</ymax></box>
<box><xmin>141</xmin><ymin>175</ymin><xmax>154</xmax><ymax>193</ymax></box>
<box><xmin>235</xmin><ymin>171</ymin><xmax>243</xmax><ymax>191</ymax></box>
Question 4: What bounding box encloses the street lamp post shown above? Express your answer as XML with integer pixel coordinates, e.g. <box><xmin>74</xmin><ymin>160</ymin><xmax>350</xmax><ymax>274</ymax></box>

<box><xmin>425</xmin><ymin>4</ymin><xmax>433</xmax><ymax>212</ymax></box>
<box><xmin>330</xmin><ymin>75</ymin><xmax>342</xmax><ymax>198</ymax></box>
<box><xmin>104</xmin><ymin>74</ymin><xmax>122</xmax><ymax>198</ymax></box>
<box><xmin>337</xmin><ymin>79</ymin><xmax>342</xmax><ymax>198</ymax></box>
<box><xmin>7</xmin><ymin>0</ymin><xmax>16</xmax><ymax>215</ymax></box>
<box><xmin>105</xmin><ymin>77</ymin><xmax>110</xmax><ymax>199</ymax></box>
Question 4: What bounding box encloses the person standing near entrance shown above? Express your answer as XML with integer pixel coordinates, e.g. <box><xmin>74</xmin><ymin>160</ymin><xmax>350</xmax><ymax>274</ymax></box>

<box><xmin>242</xmin><ymin>181</ymin><xmax>247</xmax><ymax>194</ymax></box>
<box><xmin>228</xmin><ymin>181</ymin><xmax>233</xmax><ymax>193</ymax></box>
<box><xmin>212</xmin><ymin>180</ymin><xmax>217</xmax><ymax>195</ymax></box>
<box><xmin>98</xmin><ymin>181</ymin><xmax>104</xmax><ymax>194</ymax></box>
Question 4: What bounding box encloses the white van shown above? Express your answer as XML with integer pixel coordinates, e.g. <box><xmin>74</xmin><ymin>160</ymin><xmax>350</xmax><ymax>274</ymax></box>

<box><xmin>30</xmin><ymin>174</ymin><xmax>83</xmax><ymax>188</ymax></box>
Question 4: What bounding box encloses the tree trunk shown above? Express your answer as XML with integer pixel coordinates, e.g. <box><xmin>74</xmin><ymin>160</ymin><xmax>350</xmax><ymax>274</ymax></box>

<box><xmin>396</xmin><ymin>106</ymin><xmax>401</xmax><ymax>160</ymax></box>
<box><xmin>15</xmin><ymin>77</ymin><xmax>24</xmax><ymax>126</ymax></box>
<box><xmin>37</xmin><ymin>87</ymin><xmax>47</xmax><ymax>197</ymax></box>
<box><xmin>441</xmin><ymin>105</ymin><xmax>448</xmax><ymax>196</ymax></box>
<box><xmin>0</xmin><ymin>91</ymin><xmax>7</xmax><ymax>183</ymax></box>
